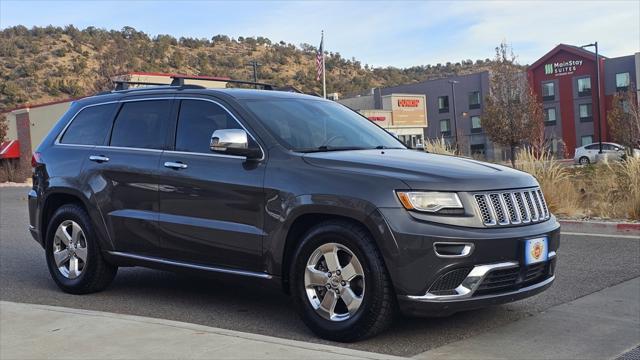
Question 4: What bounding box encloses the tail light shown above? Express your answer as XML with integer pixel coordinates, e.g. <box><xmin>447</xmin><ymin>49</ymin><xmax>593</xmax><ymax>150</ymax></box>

<box><xmin>31</xmin><ymin>152</ymin><xmax>42</xmax><ymax>168</ymax></box>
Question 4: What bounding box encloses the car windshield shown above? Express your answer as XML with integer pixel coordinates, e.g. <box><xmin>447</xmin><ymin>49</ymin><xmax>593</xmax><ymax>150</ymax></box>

<box><xmin>242</xmin><ymin>98</ymin><xmax>405</xmax><ymax>152</ymax></box>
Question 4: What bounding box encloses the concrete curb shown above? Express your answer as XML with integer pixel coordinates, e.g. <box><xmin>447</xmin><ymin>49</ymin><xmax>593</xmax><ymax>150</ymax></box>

<box><xmin>559</xmin><ymin>220</ymin><xmax>640</xmax><ymax>236</ymax></box>
<box><xmin>0</xmin><ymin>301</ymin><xmax>403</xmax><ymax>360</ymax></box>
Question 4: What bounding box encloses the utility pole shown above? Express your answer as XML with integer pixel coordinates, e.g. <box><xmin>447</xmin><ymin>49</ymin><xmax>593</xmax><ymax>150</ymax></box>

<box><xmin>246</xmin><ymin>60</ymin><xmax>262</xmax><ymax>88</ymax></box>
<box><xmin>581</xmin><ymin>42</ymin><xmax>603</xmax><ymax>153</ymax></box>
<box><xmin>449</xmin><ymin>80</ymin><xmax>460</xmax><ymax>153</ymax></box>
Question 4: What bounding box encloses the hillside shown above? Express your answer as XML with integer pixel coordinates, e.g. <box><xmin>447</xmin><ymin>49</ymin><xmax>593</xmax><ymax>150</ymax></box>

<box><xmin>0</xmin><ymin>25</ymin><xmax>505</xmax><ymax>111</ymax></box>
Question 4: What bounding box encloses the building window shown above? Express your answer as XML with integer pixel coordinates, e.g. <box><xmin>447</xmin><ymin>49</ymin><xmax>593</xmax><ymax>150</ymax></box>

<box><xmin>470</xmin><ymin>144</ymin><xmax>485</xmax><ymax>157</ymax></box>
<box><xmin>581</xmin><ymin>135</ymin><xmax>593</xmax><ymax>147</ymax></box>
<box><xmin>616</xmin><ymin>72</ymin><xmax>630</xmax><ymax>91</ymax></box>
<box><xmin>438</xmin><ymin>96</ymin><xmax>449</xmax><ymax>113</ymax></box>
<box><xmin>579</xmin><ymin>103</ymin><xmax>593</xmax><ymax>122</ymax></box>
<box><xmin>577</xmin><ymin>77</ymin><xmax>591</xmax><ymax>97</ymax></box>
<box><xmin>468</xmin><ymin>91</ymin><xmax>481</xmax><ymax>109</ymax></box>
<box><xmin>544</xmin><ymin>108</ymin><xmax>557</xmax><ymax>126</ymax></box>
<box><xmin>471</xmin><ymin>116</ymin><xmax>482</xmax><ymax>133</ymax></box>
<box><xmin>542</xmin><ymin>82</ymin><xmax>555</xmax><ymax>101</ymax></box>
<box><xmin>439</xmin><ymin>119</ymin><xmax>451</xmax><ymax>137</ymax></box>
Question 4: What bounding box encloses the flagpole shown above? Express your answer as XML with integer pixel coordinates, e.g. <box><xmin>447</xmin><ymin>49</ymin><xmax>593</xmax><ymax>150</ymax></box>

<box><xmin>322</xmin><ymin>30</ymin><xmax>326</xmax><ymax>99</ymax></box>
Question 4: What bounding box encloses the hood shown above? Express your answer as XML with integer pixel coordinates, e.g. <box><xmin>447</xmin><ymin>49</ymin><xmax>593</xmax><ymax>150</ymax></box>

<box><xmin>303</xmin><ymin>149</ymin><xmax>538</xmax><ymax>192</ymax></box>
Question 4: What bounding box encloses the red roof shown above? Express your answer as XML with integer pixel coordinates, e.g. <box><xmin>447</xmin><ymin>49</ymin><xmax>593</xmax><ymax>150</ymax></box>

<box><xmin>529</xmin><ymin>44</ymin><xmax>606</xmax><ymax>71</ymax></box>
<box><xmin>0</xmin><ymin>140</ymin><xmax>20</xmax><ymax>159</ymax></box>
<box><xmin>119</xmin><ymin>72</ymin><xmax>231</xmax><ymax>81</ymax></box>
<box><xmin>2</xmin><ymin>97</ymin><xmax>82</xmax><ymax>114</ymax></box>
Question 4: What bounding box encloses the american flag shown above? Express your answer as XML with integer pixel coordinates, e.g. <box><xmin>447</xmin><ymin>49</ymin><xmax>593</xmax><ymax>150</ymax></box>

<box><xmin>316</xmin><ymin>34</ymin><xmax>324</xmax><ymax>81</ymax></box>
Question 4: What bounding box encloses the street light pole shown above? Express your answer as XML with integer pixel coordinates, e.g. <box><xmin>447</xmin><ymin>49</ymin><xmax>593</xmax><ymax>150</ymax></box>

<box><xmin>246</xmin><ymin>60</ymin><xmax>262</xmax><ymax>88</ymax></box>
<box><xmin>581</xmin><ymin>42</ymin><xmax>603</xmax><ymax>154</ymax></box>
<box><xmin>449</xmin><ymin>80</ymin><xmax>460</xmax><ymax>152</ymax></box>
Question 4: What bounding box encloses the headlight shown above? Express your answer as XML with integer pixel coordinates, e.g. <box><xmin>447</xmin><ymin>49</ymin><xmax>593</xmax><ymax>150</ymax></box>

<box><xmin>396</xmin><ymin>191</ymin><xmax>463</xmax><ymax>213</ymax></box>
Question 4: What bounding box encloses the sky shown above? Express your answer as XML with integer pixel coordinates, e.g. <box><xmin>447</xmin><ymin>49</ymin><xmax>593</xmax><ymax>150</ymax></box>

<box><xmin>1</xmin><ymin>0</ymin><xmax>639</xmax><ymax>68</ymax></box>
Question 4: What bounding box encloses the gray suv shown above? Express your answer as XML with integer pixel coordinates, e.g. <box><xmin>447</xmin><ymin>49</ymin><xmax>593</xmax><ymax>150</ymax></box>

<box><xmin>28</xmin><ymin>79</ymin><xmax>559</xmax><ymax>341</ymax></box>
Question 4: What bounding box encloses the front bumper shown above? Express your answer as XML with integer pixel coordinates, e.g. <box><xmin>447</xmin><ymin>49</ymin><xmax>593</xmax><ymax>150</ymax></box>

<box><xmin>375</xmin><ymin>208</ymin><xmax>560</xmax><ymax>316</ymax></box>
<box><xmin>398</xmin><ymin>254</ymin><xmax>556</xmax><ymax>316</ymax></box>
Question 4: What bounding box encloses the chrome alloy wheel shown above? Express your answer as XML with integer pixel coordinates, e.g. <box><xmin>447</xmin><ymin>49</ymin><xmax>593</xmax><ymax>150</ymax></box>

<box><xmin>52</xmin><ymin>220</ymin><xmax>87</xmax><ymax>279</ymax></box>
<box><xmin>304</xmin><ymin>243</ymin><xmax>365</xmax><ymax>321</ymax></box>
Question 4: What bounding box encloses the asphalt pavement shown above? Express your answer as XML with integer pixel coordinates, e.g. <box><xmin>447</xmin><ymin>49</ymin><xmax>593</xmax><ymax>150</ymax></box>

<box><xmin>1</xmin><ymin>186</ymin><xmax>639</xmax><ymax>357</ymax></box>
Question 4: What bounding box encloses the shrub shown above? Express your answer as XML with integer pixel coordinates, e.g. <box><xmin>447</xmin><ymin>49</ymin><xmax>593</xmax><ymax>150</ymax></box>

<box><xmin>424</xmin><ymin>137</ymin><xmax>457</xmax><ymax>156</ymax></box>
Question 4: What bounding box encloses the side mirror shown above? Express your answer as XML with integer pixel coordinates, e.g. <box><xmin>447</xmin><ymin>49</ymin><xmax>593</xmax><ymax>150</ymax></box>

<box><xmin>210</xmin><ymin>129</ymin><xmax>262</xmax><ymax>160</ymax></box>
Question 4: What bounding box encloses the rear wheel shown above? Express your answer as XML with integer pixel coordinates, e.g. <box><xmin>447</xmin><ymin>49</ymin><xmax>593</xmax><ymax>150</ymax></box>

<box><xmin>579</xmin><ymin>156</ymin><xmax>590</xmax><ymax>165</ymax></box>
<box><xmin>290</xmin><ymin>220</ymin><xmax>395</xmax><ymax>342</ymax></box>
<box><xmin>45</xmin><ymin>204</ymin><xmax>117</xmax><ymax>294</ymax></box>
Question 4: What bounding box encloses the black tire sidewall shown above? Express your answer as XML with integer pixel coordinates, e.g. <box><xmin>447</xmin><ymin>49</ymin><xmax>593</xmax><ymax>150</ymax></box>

<box><xmin>45</xmin><ymin>204</ymin><xmax>99</xmax><ymax>291</ymax></box>
<box><xmin>290</xmin><ymin>222</ymin><xmax>389</xmax><ymax>339</ymax></box>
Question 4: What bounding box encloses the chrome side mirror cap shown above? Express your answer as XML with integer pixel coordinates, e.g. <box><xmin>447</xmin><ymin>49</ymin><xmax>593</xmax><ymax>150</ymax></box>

<box><xmin>210</xmin><ymin>129</ymin><xmax>262</xmax><ymax>159</ymax></box>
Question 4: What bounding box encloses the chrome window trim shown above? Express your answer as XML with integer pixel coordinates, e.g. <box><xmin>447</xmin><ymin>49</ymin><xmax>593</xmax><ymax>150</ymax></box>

<box><xmin>108</xmin><ymin>251</ymin><xmax>272</xmax><ymax>279</ymax></box>
<box><xmin>54</xmin><ymin>96</ymin><xmax>266</xmax><ymax>161</ymax></box>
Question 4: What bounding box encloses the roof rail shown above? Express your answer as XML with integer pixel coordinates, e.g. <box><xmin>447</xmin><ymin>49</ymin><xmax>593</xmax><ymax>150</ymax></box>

<box><xmin>170</xmin><ymin>76</ymin><xmax>274</xmax><ymax>90</ymax></box>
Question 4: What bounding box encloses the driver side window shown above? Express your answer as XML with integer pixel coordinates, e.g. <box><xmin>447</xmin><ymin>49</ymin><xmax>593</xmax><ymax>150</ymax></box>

<box><xmin>175</xmin><ymin>100</ymin><xmax>241</xmax><ymax>154</ymax></box>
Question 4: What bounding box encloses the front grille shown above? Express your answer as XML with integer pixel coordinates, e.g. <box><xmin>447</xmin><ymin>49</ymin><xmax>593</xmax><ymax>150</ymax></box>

<box><xmin>474</xmin><ymin>187</ymin><xmax>550</xmax><ymax>227</ymax></box>
<box><xmin>474</xmin><ymin>262</ymin><xmax>551</xmax><ymax>296</ymax></box>
<box><xmin>428</xmin><ymin>267</ymin><xmax>473</xmax><ymax>295</ymax></box>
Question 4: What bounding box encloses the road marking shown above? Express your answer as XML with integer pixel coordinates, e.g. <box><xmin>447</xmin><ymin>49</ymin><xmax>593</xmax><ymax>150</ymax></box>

<box><xmin>561</xmin><ymin>231</ymin><xmax>640</xmax><ymax>239</ymax></box>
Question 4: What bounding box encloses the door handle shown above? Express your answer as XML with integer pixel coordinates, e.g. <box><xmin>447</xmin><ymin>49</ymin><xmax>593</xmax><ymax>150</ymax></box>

<box><xmin>89</xmin><ymin>155</ymin><xmax>109</xmax><ymax>163</ymax></box>
<box><xmin>164</xmin><ymin>161</ymin><xmax>188</xmax><ymax>170</ymax></box>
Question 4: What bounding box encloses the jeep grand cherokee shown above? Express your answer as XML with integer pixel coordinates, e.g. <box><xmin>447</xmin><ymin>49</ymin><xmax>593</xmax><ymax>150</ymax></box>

<box><xmin>28</xmin><ymin>81</ymin><xmax>559</xmax><ymax>342</ymax></box>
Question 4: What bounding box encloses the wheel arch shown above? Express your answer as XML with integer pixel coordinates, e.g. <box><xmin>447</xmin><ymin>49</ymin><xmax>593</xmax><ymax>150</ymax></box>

<box><xmin>277</xmin><ymin>204</ymin><xmax>399</xmax><ymax>294</ymax></box>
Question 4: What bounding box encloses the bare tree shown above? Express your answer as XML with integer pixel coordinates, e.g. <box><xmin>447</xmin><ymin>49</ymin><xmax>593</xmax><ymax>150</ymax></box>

<box><xmin>607</xmin><ymin>83</ymin><xmax>640</xmax><ymax>154</ymax></box>
<box><xmin>483</xmin><ymin>42</ymin><xmax>540</xmax><ymax>167</ymax></box>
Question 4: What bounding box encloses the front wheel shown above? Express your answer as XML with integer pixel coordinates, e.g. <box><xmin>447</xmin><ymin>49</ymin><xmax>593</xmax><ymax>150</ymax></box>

<box><xmin>290</xmin><ymin>220</ymin><xmax>395</xmax><ymax>342</ymax></box>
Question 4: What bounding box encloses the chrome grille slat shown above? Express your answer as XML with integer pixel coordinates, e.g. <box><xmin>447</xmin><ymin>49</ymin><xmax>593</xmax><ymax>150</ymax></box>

<box><xmin>474</xmin><ymin>187</ymin><xmax>550</xmax><ymax>227</ymax></box>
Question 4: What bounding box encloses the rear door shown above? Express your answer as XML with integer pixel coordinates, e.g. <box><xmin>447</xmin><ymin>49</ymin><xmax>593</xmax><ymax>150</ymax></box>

<box><xmin>83</xmin><ymin>97</ymin><xmax>175</xmax><ymax>256</ymax></box>
<box><xmin>156</xmin><ymin>97</ymin><xmax>266</xmax><ymax>271</ymax></box>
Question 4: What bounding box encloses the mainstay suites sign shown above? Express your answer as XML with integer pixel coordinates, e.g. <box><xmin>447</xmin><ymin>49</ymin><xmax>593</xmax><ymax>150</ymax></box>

<box><xmin>544</xmin><ymin>59</ymin><xmax>584</xmax><ymax>76</ymax></box>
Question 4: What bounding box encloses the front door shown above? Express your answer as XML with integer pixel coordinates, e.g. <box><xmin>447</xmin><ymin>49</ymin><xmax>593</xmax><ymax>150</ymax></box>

<box><xmin>156</xmin><ymin>98</ymin><xmax>266</xmax><ymax>271</ymax></box>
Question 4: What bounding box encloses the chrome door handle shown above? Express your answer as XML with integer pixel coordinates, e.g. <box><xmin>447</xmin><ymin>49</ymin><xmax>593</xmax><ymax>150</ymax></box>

<box><xmin>164</xmin><ymin>161</ymin><xmax>188</xmax><ymax>169</ymax></box>
<box><xmin>89</xmin><ymin>155</ymin><xmax>109</xmax><ymax>163</ymax></box>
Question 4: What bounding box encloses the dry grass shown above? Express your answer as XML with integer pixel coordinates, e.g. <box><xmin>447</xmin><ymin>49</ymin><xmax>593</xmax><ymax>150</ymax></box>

<box><xmin>516</xmin><ymin>148</ymin><xmax>640</xmax><ymax>220</ymax></box>
<box><xmin>424</xmin><ymin>137</ymin><xmax>458</xmax><ymax>156</ymax></box>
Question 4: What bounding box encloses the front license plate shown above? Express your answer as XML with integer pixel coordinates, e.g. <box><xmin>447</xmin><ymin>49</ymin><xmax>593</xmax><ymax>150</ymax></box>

<box><xmin>524</xmin><ymin>237</ymin><xmax>548</xmax><ymax>265</ymax></box>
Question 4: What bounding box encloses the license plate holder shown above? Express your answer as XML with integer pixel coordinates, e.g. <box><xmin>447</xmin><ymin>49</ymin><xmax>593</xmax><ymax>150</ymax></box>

<box><xmin>524</xmin><ymin>237</ymin><xmax>548</xmax><ymax>265</ymax></box>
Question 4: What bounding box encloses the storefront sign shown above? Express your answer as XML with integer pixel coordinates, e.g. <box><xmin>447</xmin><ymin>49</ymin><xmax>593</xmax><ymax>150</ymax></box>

<box><xmin>367</xmin><ymin>116</ymin><xmax>387</xmax><ymax>121</ymax></box>
<box><xmin>397</xmin><ymin>99</ymin><xmax>420</xmax><ymax>107</ymax></box>
<box><xmin>382</xmin><ymin>94</ymin><xmax>428</xmax><ymax>127</ymax></box>
<box><xmin>545</xmin><ymin>60</ymin><xmax>583</xmax><ymax>76</ymax></box>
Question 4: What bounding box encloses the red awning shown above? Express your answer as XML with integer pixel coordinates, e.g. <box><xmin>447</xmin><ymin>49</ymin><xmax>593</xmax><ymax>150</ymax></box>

<box><xmin>0</xmin><ymin>140</ymin><xmax>20</xmax><ymax>159</ymax></box>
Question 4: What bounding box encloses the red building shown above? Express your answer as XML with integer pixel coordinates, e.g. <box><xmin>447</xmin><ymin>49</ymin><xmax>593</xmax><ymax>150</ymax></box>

<box><xmin>528</xmin><ymin>44</ymin><xmax>638</xmax><ymax>158</ymax></box>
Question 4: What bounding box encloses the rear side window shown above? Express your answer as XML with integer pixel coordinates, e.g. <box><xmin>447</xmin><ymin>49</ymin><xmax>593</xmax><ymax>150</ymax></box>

<box><xmin>175</xmin><ymin>100</ymin><xmax>241</xmax><ymax>153</ymax></box>
<box><xmin>110</xmin><ymin>100</ymin><xmax>172</xmax><ymax>149</ymax></box>
<box><xmin>60</xmin><ymin>103</ymin><xmax>117</xmax><ymax>145</ymax></box>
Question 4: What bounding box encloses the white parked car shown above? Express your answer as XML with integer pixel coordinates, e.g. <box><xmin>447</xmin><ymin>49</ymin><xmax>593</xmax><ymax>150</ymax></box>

<box><xmin>574</xmin><ymin>142</ymin><xmax>640</xmax><ymax>165</ymax></box>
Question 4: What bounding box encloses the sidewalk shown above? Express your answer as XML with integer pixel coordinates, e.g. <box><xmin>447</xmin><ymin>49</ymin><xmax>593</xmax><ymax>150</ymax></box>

<box><xmin>412</xmin><ymin>277</ymin><xmax>640</xmax><ymax>360</ymax></box>
<box><xmin>2</xmin><ymin>278</ymin><xmax>638</xmax><ymax>359</ymax></box>
<box><xmin>0</xmin><ymin>301</ymin><xmax>402</xmax><ymax>360</ymax></box>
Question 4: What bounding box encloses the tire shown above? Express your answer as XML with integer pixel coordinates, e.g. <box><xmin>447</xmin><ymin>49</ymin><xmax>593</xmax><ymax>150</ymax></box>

<box><xmin>45</xmin><ymin>203</ymin><xmax>117</xmax><ymax>294</ymax></box>
<box><xmin>289</xmin><ymin>220</ymin><xmax>395</xmax><ymax>342</ymax></box>
<box><xmin>579</xmin><ymin>156</ymin><xmax>590</xmax><ymax>165</ymax></box>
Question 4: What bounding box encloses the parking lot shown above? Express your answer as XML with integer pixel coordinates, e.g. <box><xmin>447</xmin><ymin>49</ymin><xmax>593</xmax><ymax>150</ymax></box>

<box><xmin>1</xmin><ymin>186</ymin><xmax>639</xmax><ymax>357</ymax></box>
